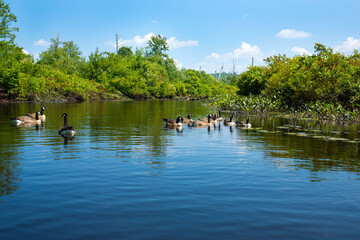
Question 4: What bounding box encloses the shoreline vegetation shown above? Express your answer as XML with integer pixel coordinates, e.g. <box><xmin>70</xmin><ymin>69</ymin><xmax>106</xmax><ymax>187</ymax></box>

<box><xmin>1</xmin><ymin>0</ymin><xmax>360</xmax><ymax>122</ymax></box>
<box><xmin>209</xmin><ymin>44</ymin><xmax>360</xmax><ymax>123</ymax></box>
<box><xmin>0</xmin><ymin>2</ymin><xmax>235</xmax><ymax>104</ymax></box>
<box><xmin>0</xmin><ymin>34</ymin><xmax>235</xmax><ymax>103</ymax></box>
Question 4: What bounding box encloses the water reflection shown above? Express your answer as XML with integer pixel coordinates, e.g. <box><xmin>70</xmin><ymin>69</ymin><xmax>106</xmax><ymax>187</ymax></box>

<box><xmin>0</xmin><ymin>157</ymin><xmax>20</xmax><ymax>197</ymax></box>
<box><xmin>164</xmin><ymin>125</ymin><xmax>184</xmax><ymax>133</ymax></box>
<box><xmin>1</xmin><ymin>101</ymin><xmax>360</xmax><ymax>199</ymax></box>
<box><xmin>61</xmin><ymin>136</ymin><xmax>75</xmax><ymax>145</ymax></box>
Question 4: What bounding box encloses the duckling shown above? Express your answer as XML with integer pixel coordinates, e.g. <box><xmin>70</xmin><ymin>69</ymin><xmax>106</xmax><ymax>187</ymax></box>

<box><xmin>163</xmin><ymin>116</ymin><xmax>184</xmax><ymax>127</ymax></box>
<box><xmin>223</xmin><ymin>114</ymin><xmax>235</xmax><ymax>126</ymax></box>
<box><xmin>11</xmin><ymin>111</ymin><xmax>41</xmax><ymax>125</ymax></box>
<box><xmin>25</xmin><ymin>106</ymin><xmax>47</xmax><ymax>122</ymax></box>
<box><xmin>236</xmin><ymin>117</ymin><xmax>251</xmax><ymax>128</ymax></box>
<box><xmin>58</xmin><ymin>113</ymin><xmax>76</xmax><ymax>138</ymax></box>
<box><xmin>182</xmin><ymin>113</ymin><xmax>193</xmax><ymax>125</ymax></box>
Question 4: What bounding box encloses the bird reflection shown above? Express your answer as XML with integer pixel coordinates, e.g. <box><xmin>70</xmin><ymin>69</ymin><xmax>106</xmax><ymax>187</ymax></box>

<box><xmin>176</xmin><ymin>127</ymin><xmax>183</xmax><ymax>133</ymax></box>
<box><xmin>165</xmin><ymin>125</ymin><xmax>183</xmax><ymax>131</ymax></box>
<box><xmin>11</xmin><ymin>122</ymin><xmax>39</xmax><ymax>128</ymax></box>
<box><xmin>61</xmin><ymin>135</ymin><xmax>75</xmax><ymax>145</ymax></box>
<box><xmin>229</xmin><ymin>126</ymin><xmax>234</xmax><ymax>132</ymax></box>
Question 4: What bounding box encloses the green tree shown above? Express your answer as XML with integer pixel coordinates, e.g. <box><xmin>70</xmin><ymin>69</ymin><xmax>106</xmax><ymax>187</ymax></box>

<box><xmin>37</xmin><ymin>36</ymin><xmax>83</xmax><ymax>74</ymax></box>
<box><xmin>118</xmin><ymin>46</ymin><xmax>133</xmax><ymax>57</ymax></box>
<box><xmin>0</xmin><ymin>0</ymin><xmax>20</xmax><ymax>61</ymax></box>
<box><xmin>0</xmin><ymin>0</ymin><xmax>18</xmax><ymax>44</ymax></box>
<box><xmin>146</xmin><ymin>34</ymin><xmax>169</xmax><ymax>57</ymax></box>
<box><xmin>63</xmin><ymin>40</ymin><xmax>82</xmax><ymax>61</ymax></box>
<box><xmin>237</xmin><ymin>66</ymin><xmax>268</xmax><ymax>96</ymax></box>
<box><xmin>0</xmin><ymin>0</ymin><xmax>30</xmax><ymax>96</ymax></box>
<box><xmin>38</xmin><ymin>38</ymin><xmax>82</xmax><ymax>65</ymax></box>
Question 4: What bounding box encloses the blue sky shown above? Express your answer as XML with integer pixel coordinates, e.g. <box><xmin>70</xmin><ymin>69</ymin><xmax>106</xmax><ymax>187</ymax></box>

<box><xmin>10</xmin><ymin>0</ymin><xmax>360</xmax><ymax>73</ymax></box>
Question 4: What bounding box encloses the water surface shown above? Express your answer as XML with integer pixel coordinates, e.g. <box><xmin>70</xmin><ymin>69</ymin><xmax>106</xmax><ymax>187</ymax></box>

<box><xmin>0</xmin><ymin>101</ymin><xmax>360</xmax><ymax>240</ymax></box>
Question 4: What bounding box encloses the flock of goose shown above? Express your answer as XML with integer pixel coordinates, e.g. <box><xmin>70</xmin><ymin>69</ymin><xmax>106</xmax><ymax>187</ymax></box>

<box><xmin>9</xmin><ymin>108</ymin><xmax>250</xmax><ymax>137</ymax></box>
<box><xmin>163</xmin><ymin>109</ymin><xmax>251</xmax><ymax>129</ymax></box>
<box><xmin>10</xmin><ymin>107</ymin><xmax>76</xmax><ymax>138</ymax></box>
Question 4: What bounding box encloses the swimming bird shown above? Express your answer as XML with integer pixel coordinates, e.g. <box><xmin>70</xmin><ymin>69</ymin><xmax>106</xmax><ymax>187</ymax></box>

<box><xmin>163</xmin><ymin>116</ymin><xmax>184</xmax><ymax>127</ymax></box>
<box><xmin>25</xmin><ymin>106</ymin><xmax>47</xmax><ymax>122</ymax></box>
<box><xmin>198</xmin><ymin>113</ymin><xmax>213</xmax><ymax>122</ymax></box>
<box><xmin>216</xmin><ymin>109</ymin><xmax>223</xmax><ymax>121</ymax></box>
<box><xmin>223</xmin><ymin>114</ymin><xmax>235</xmax><ymax>126</ymax></box>
<box><xmin>58</xmin><ymin>113</ymin><xmax>76</xmax><ymax>138</ymax></box>
<box><xmin>199</xmin><ymin>113</ymin><xmax>218</xmax><ymax>125</ymax></box>
<box><xmin>236</xmin><ymin>117</ymin><xmax>251</xmax><ymax>128</ymax></box>
<box><xmin>182</xmin><ymin>113</ymin><xmax>194</xmax><ymax>125</ymax></box>
<box><xmin>11</xmin><ymin>111</ymin><xmax>41</xmax><ymax>125</ymax></box>
<box><xmin>189</xmin><ymin>114</ymin><xmax>213</xmax><ymax>127</ymax></box>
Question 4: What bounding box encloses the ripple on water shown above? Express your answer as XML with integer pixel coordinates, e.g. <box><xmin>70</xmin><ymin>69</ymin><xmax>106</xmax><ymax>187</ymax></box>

<box><xmin>1</xmin><ymin>101</ymin><xmax>360</xmax><ymax>240</ymax></box>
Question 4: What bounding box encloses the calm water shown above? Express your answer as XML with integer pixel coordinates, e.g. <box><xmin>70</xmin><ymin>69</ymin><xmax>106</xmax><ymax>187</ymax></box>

<box><xmin>1</xmin><ymin>100</ymin><xmax>360</xmax><ymax>240</ymax></box>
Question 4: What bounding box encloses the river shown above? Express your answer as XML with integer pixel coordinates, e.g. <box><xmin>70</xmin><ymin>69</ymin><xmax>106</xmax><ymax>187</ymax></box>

<box><xmin>0</xmin><ymin>100</ymin><xmax>359</xmax><ymax>239</ymax></box>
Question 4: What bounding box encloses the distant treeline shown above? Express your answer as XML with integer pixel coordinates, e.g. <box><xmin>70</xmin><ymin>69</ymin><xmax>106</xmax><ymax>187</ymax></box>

<box><xmin>0</xmin><ymin>1</ymin><xmax>235</xmax><ymax>102</ymax></box>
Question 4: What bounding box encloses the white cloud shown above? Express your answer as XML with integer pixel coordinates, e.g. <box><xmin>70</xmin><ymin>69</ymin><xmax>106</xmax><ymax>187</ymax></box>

<box><xmin>198</xmin><ymin>42</ymin><xmax>263</xmax><ymax>73</ymax></box>
<box><xmin>109</xmin><ymin>33</ymin><xmax>198</xmax><ymax>50</ymax></box>
<box><xmin>118</xmin><ymin>33</ymin><xmax>155</xmax><ymax>47</ymax></box>
<box><xmin>292</xmin><ymin>47</ymin><xmax>311</xmax><ymax>56</ymax></box>
<box><xmin>173</xmin><ymin>59</ymin><xmax>183</xmax><ymax>69</ymax></box>
<box><xmin>33</xmin><ymin>38</ymin><xmax>50</xmax><ymax>47</ymax></box>
<box><xmin>152</xmin><ymin>20</ymin><xmax>158</xmax><ymax>24</ymax></box>
<box><xmin>22</xmin><ymin>49</ymin><xmax>30</xmax><ymax>55</ymax></box>
<box><xmin>333</xmin><ymin>37</ymin><xmax>360</xmax><ymax>53</ymax></box>
<box><xmin>167</xmin><ymin>36</ymin><xmax>198</xmax><ymax>49</ymax></box>
<box><xmin>276</xmin><ymin>29</ymin><xmax>311</xmax><ymax>39</ymax></box>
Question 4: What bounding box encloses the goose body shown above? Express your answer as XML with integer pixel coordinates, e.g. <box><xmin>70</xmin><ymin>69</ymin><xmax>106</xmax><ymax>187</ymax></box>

<box><xmin>216</xmin><ymin>109</ymin><xmax>223</xmax><ymax>121</ymax></box>
<box><xmin>11</xmin><ymin>111</ymin><xmax>41</xmax><ymax>125</ymax></box>
<box><xmin>25</xmin><ymin>106</ymin><xmax>47</xmax><ymax>122</ymax></box>
<box><xmin>236</xmin><ymin>117</ymin><xmax>251</xmax><ymax>128</ymax></box>
<box><xmin>223</xmin><ymin>114</ymin><xmax>235</xmax><ymax>126</ymax></box>
<box><xmin>58</xmin><ymin>113</ymin><xmax>76</xmax><ymax>138</ymax></box>
<box><xmin>182</xmin><ymin>113</ymin><xmax>193</xmax><ymax>125</ymax></box>
<box><xmin>198</xmin><ymin>114</ymin><xmax>217</xmax><ymax>125</ymax></box>
<box><xmin>163</xmin><ymin>116</ymin><xmax>184</xmax><ymax>127</ymax></box>
<box><xmin>190</xmin><ymin>114</ymin><xmax>212</xmax><ymax>127</ymax></box>
<box><xmin>198</xmin><ymin>114</ymin><xmax>213</xmax><ymax>122</ymax></box>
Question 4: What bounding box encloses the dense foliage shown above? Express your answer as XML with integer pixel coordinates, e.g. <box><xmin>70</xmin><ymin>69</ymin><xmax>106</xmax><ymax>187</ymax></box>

<box><xmin>209</xmin><ymin>43</ymin><xmax>360</xmax><ymax>121</ymax></box>
<box><xmin>263</xmin><ymin>44</ymin><xmax>360</xmax><ymax>109</ymax></box>
<box><xmin>0</xmin><ymin>1</ymin><xmax>234</xmax><ymax>102</ymax></box>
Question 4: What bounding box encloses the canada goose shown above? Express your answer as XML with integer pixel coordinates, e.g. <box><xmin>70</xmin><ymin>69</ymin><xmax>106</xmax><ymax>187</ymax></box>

<box><xmin>198</xmin><ymin>113</ymin><xmax>212</xmax><ymax>122</ymax></box>
<box><xmin>236</xmin><ymin>117</ymin><xmax>251</xmax><ymax>128</ymax></box>
<box><xmin>163</xmin><ymin>116</ymin><xmax>184</xmax><ymax>127</ymax></box>
<box><xmin>189</xmin><ymin>114</ymin><xmax>212</xmax><ymax>127</ymax></box>
<box><xmin>216</xmin><ymin>109</ymin><xmax>223</xmax><ymax>121</ymax></box>
<box><xmin>182</xmin><ymin>113</ymin><xmax>193</xmax><ymax>124</ymax></box>
<box><xmin>199</xmin><ymin>113</ymin><xmax>218</xmax><ymax>125</ymax></box>
<box><xmin>11</xmin><ymin>111</ymin><xmax>41</xmax><ymax>125</ymax></box>
<box><xmin>58</xmin><ymin>113</ymin><xmax>76</xmax><ymax>138</ymax></box>
<box><xmin>223</xmin><ymin>114</ymin><xmax>235</xmax><ymax>126</ymax></box>
<box><xmin>25</xmin><ymin>106</ymin><xmax>47</xmax><ymax>122</ymax></box>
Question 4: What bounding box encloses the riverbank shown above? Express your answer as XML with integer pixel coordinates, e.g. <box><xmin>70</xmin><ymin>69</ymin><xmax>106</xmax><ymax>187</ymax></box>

<box><xmin>207</xmin><ymin>93</ymin><xmax>360</xmax><ymax>123</ymax></box>
<box><xmin>0</xmin><ymin>89</ymin><xmax>205</xmax><ymax>103</ymax></box>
